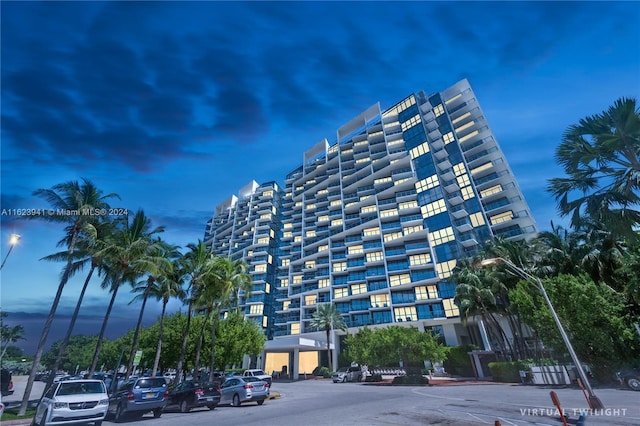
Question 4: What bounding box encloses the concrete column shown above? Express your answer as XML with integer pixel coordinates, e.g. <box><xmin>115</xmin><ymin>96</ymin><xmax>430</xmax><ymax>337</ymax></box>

<box><xmin>478</xmin><ymin>320</ymin><xmax>492</xmax><ymax>351</ymax></box>
<box><xmin>293</xmin><ymin>348</ymin><xmax>300</xmax><ymax>380</ymax></box>
<box><xmin>331</xmin><ymin>330</ymin><xmax>339</xmax><ymax>371</ymax></box>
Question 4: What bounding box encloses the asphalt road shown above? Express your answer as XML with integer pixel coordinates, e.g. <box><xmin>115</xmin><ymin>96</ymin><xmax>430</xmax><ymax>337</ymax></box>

<box><xmin>4</xmin><ymin>377</ymin><xmax>639</xmax><ymax>425</ymax></box>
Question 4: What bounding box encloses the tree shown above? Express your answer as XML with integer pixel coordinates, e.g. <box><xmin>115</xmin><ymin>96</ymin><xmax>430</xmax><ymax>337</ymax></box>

<box><xmin>19</xmin><ymin>178</ymin><xmax>118</xmax><ymax>415</ymax></box>
<box><xmin>0</xmin><ymin>311</ymin><xmax>25</xmax><ymax>358</ymax></box>
<box><xmin>214</xmin><ymin>311</ymin><xmax>266</xmax><ymax>370</ymax></box>
<box><xmin>309</xmin><ymin>303</ymin><xmax>347</xmax><ymax>372</ymax></box>
<box><xmin>547</xmin><ymin>97</ymin><xmax>640</xmax><ymax>243</ymax></box>
<box><xmin>88</xmin><ymin>209</ymin><xmax>164</xmax><ymax>376</ymax></box>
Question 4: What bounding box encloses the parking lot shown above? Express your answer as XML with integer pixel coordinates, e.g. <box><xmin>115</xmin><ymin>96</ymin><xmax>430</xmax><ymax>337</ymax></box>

<box><xmin>4</xmin><ymin>376</ymin><xmax>640</xmax><ymax>425</ymax></box>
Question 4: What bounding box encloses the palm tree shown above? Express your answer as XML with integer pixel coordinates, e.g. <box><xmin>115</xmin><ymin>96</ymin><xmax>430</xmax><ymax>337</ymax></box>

<box><xmin>175</xmin><ymin>241</ymin><xmax>215</xmax><ymax>383</ymax></box>
<box><xmin>149</xmin><ymin>257</ymin><xmax>187</xmax><ymax>377</ymax></box>
<box><xmin>88</xmin><ymin>209</ymin><xmax>164</xmax><ymax>376</ymax></box>
<box><xmin>547</xmin><ymin>97</ymin><xmax>640</xmax><ymax>243</ymax></box>
<box><xmin>124</xmin><ymin>238</ymin><xmax>175</xmax><ymax>377</ymax></box>
<box><xmin>18</xmin><ymin>178</ymin><xmax>118</xmax><ymax>416</ymax></box>
<box><xmin>0</xmin><ymin>311</ymin><xmax>25</xmax><ymax>358</ymax></box>
<box><xmin>310</xmin><ymin>303</ymin><xmax>347</xmax><ymax>372</ymax></box>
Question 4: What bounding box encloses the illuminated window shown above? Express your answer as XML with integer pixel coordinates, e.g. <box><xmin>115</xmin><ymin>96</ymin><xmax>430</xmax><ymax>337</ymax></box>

<box><xmin>255</xmin><ymin>264</ymin><xmax>267</xmax><ymax>273</ymax></box>
<box><xmin>457</xmin><ymin>173</ymin><xmax>471</xmax><ymax>187</ymax></box>
<box><xmin>249</xmin><ymin>304</ymin><xmax>264</xmax><ymax>315</ymax></box>
<box><xmin>295</xmin><ymin>201</ymin><xmax>303</xmax><ymax>207</ymax></box>
<box><xmin>366</xmin><ymin>251</ymin><xmax>384</xmax><ymax>262</ymax></box>
<box><xmin>331</xmin><ymin>200</ymin><xmax>342</xmax><ymax>206</ymax></box>
<box><xmin>306</xmin><ymin>230</ymin><xmax>316</xmax><ymax>237</ymax></box>
<box><xmin>361</xmin><ymin>205</ymin><xmax>377</xmax><ymax>214</ymax></box>
<box><xmin>403</xmin><ymin>225</ymin><xmax>422</xmax><ymax>235</ymax></box>
<box><xmin>490</xmin><ymin>211</ymin><xmax>514</xmax><ymax>225</ymax></box>
<box><xmin>282</xmin><ymin>259</ymin><xmax>290</xmax><ymax>267</ymax></box>
<box><xmin>318</xmin><ymin>244</ymin><xmax>329</xmax><ymax>252</ymax></box>
<box><xmin>383</xmin><ymin>232</ymin><xmax>402</xmax><ymax>242</ymax></box>
<box><xmin>247</xmin><ymin>250</ymin><xmax>253</xmax><ymax>257</ymax></box>
<box><xmin>293</xmin><ymin>275</ymin><xmax>302</xmax><ymax>284</ymax></box>
<box><xmin>459</xmin><ymin>130</ymin><xmax>479</xmax><ymax>143</ymax></box>
<box><xmin>401</xmin><ymin>114</ymin><xmax>421</xmax><ymax>131</ymax></box>
<box><xmin>342</xmin><ymin>148</ymin><xmax>353</xmax><ymax>155</ymax></box>
<box><xmin>455</xmin><ymin>121</ymin><xmax>475</xmax><ymax>134</ymax></box>
<box><xmin>443</xmin><ymin>298</ymin><xmax>460</xmax><ymax>318</ymax></box>
<box><xmin>294</xmin><ymin>236</ymin><xmax>302</xmax><ymax>242</ymax></box>
<box><xmin>421</xmin><ymin>199</ymin><xmax>447</xmax><ymax>218</ymax></box>
<box><xmin>355</xmin><ymin>157</ymin><xmax>370</xmax><ymax>164</ymax></box>
<box><xmin>394</xmin><ymin>177</ymin><xmax>410</xmax><ymax>185</ymax></box>
<box><xmin>331</xmin><ymin>219</ymin><xmax>343</xmax><ymax>227</ymax></box>
<box><xmin>318</xmin><ymin>215</ymin><xmax>329</xmax><ymax>222</ymax></box>
<box><xmin>306</xmin><ymin>203</ymin><xmax>316</xmax><ymax>210</ymax></box>
<box><xmin>354</xmin><ymin>140</ymin><xmax>368</xmax><ymax>147</ymax></box>
<box><xmin>348</xmin><ymin>245</ymin><xmax>364</xmax><ymax>255</ymax></box>
<box><xmin>471</xmin><ymin>162</ymin><xmax>492</xmax><ymax>175</ymax></box>
<box><xmin>470</xmin><ymin>212</ymin><xmax>486</xmax><ymax>227</ymax></box>
<box><xmin>445</xmin><ymin>93</ymin><xmax>462</xmax><ymax>105</ymax></box>
<box><xmin>389</xmin><ymin>274</ymin><xmax>411</xmax><ymax>287</ymax></box>
<box><xmin>394</xmin><ymin>306</ymin><xmax>417</xmax><ymax>321</ymax></box>
<box><xmin>370</xmin><ymin>294</ymin><xmax>390</xmax><ymax>307</ymax></box>
<box><xmin>415</xmin><ymin>174</ymin><xmax>439</xmax><ymax>192</ymax></box>
<box><xmin>318</xmin><ymin>189</ymin><xmax>328</xmax><ymax>196</ymax></box>
<box><xmin>263</xmin><ymin>316</ymin><xmax>268</xmax><ymax>328</ymax></box>
<box><xmin>433</xmin><ymin>104</ymin><xmax>445</xmax><ymax>117</ymax></box>
<box><xmin>280</xmin><ymin>278</ymin><xmax>289</xmax><ymax>287</ymax></box>
<box><xmin>380</xmin><ymin>208</ymin><xmax>398</xmax><ymax>218</ymax></box>
<box><xmin>318</xmin><ymin>278</ymin><xmax>329</xmax><ymax>288</ymax></box>
<box><xmin>283</xmin><ymin>300</ymin><xmax>291</xmax><ymax>310</ymax></box>
<box><xmin>429</xmin><ymin>227</ymin><xmax>455</xmax><ymax>246</ymax></box>
<box><xmin>461</xmin><ymin>186</ymin><xmax>475</xmax><ymax>200</ymax></box>
<box><xmin>260</xmin><ymin>213</ymin><xmax>272</xmax><ymax>219</ymax></box>
<box><xmin>333</xmin><ymin>262</ymin><xmax>347</xmax><ymax>272</ymax></box>
<box><xmin>265</xmin><ymin>283</ymin><xmax>270</xmax><ymax>293</ymax></box>
<box><xmin>290</xmin><ymin>323</ymin><xmax>300</xmax><ymax>335</ymax></box>
<box><xmin>284</xmin><ymin>223</ymin><xmax>293</xmax><ymax>229</ymax></box>
<box><xmin>442</xmin><ymin>132</ymin><xmax>455</xmax><ymax>144</ymax></box>
<box><xmin>374</xmin><ymin>177</ymin><xmax>392</xmax><ymax>185</ymax></box>
<box><xmin>334</xmin><ymin>287</ymin><xmax>348</xmax><ymax>298</ymax></box>
<box><xmin>351</xmin><ymin>283</ymin><xmax>366</xmax><ymax>295</ymax></box>
<box><xmin>436</xmin><ymin>259</ymin><xmax>457</xmax><ymax>279</ymax></box>
<box><xmin>305</xmin><ymin>260</ymin><xmax>316</xmax><ymax>269</ymax></box>
<box><xmin>452</xmin><ymin>112</ymin><xmax>471</xmax><ymax>125</ymax></box>
<box><xmin>480</xmin><ymin>184</ymin><xmax>502</xmax><ymax>198</ymax></box>
<box><xmin>283</xmin><ymin>232</ymin><xmax>292</xmax><ymax>239</ymax></box>
<box><xmin>257</xmin><ymin>237</ymin><xmax>269</xmax><ymax>245</ymax></box>
<box><xmin>415</xmin><ymin>285</ymin><xmax>438</xmax><ymax>300</ymax></box>
<box><xmin>409</xmin><ymin>253</ymin><xmax>431</xmax><ymax>266</ymax></box>
<box><xmin>263</xmin><ymin>190</ymin><xmax>273</xmax><ymax>197</ymax></box>
<box><xmin>399</xmin><ymin>201</ymin><xmax>418</xmax><ymax>210</ymax></box>
<box><xmin>363</xmin><ymin>227</ymin><xmax>380</xmax><ymax>236</ymax></box>
<box><xmin>270</xmin><ymin>229</ymin><xmax>275</xmax><ymax>238</ymax></box>
<box><xmin>305</xmin><ymin>295</ymin><xmax>317</xmax><ymax>305</ymax></box>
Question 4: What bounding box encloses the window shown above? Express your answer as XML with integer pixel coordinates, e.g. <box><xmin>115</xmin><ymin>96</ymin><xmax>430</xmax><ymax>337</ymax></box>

<box><xmin>348</xmin><ymin>245</ymin><xmax>364</xmax><ymax>255</ymax></box>
<box><xmin>306</xmin><ymin>203</ymin><xmax>316</xmax><ymax>210</ymax></box>
<box><xmin>318</xmin><ymin>278</ymin><xmax>329</xmax><ymax>288</ymax></box>
<box><xmin>255</xmin><ymin>264</ymin><xmax>267</xmax><ymax>273</ymax></box>
<box><xmin>421</xmin><ymin>199</ymin><xmax>447</xmax><ymax>218</ymax></box>
<box><xmin>415</xmin><ymin>285</ymin><xmax>438</xmax><ymax>300</ymax></box>
<box><xmin>257</xmin><ymin>237</ymin><xmax>269</xmax><ymax>245</ymax></box>
<box><xmin>461</xmin><ymin>186</ymin><xmax>475</xmax><ymax>200</ymax></box>
<box><xmin>436</xmin><ymin>259</ymin><xmax>457</xmax><ymax>279</ymax></box>
<box><xmin>305</xmin><ymin>295</ymin><xmax>317</xmax><ymax>305</ymax></box>
<box><xmin>480</xmin><ymin>184</ymin><xmax>503</xmax><ymax>198</ymax></box>
<box><xmin>361</xmin><ymin>205</ymin><xmax>377</xmax><ymax>214</ymax></box>
<box><xmin>305</xmin><ymin>260</ymin><xmax>316</xmax><ymax>269</ymax></box>
<box><xmin>459</xmin><ymin>130</ymin><xmax>479</xmax><ymax>143</ymax></box>
<box><xmin>333</xmin><ymin>262</ymin><xmax>347</xmax><ymax>272</ymax></box>
<box><xmin>370</xmin><ymin>294</ymin><xmax>390</xmax><ymax>307</ymax></box>
<box><xmin>429</xmin><ymin>227</ymin><xmax>455</xmax><ymax>246</ymax></box>
<box><xmin>249</xmin><ymin>304</ymin><xmax>263</xmax><ymax>314</ymax></box>
<box><xmin>470</xmin><ymin>212</ymin><xmax>486</xmax><ymax>227</ymax></box>
<box><xmin>331</xmin><ymin>200</ymin><xmax>342</xmax><ymax>207</ymax></box>
<box><xmin>281</xmin><ymin>259</ymin><xmax>290</xmax><ymax>267</ymax></box>
<box><xmin>433</xmin><ymin>104</ymin><xmax>445</xmax><ymax>117</ymax></box>
<box><xmin>366</xmin><ymin>251</ymin><xmax>384</xmax><ymax>262</ymax></box>
<box><xmin>399</xmin><ymin>201</ymin><xmax>418</xmax><ymax>210</ymax></box>
<box><xmin>292</xmin><ymin>275</ymin><xmax>302</xmax><ymax>284</ymax></box>
<box><xmin>283</xmin><ymin>231</ymin><xmax>292</xmax><ymax>238</ymax></box>
<box><xmin>290</xmin><ymin>323</ymin><xmax>300</xmax><ymax>335</ymax></box>
<box><xmin>331</xmin><ymin>219</ymin><xmax>343</xmax><ymax>227</ymax></box>
<box><xmin>318</xmin><ymin>244</ymin><xmax>329</xmax><ymax>252</ymax></box>
<box><xmin>455</xmin><ymin>121</ymin><xmax>475</xmax><ymax>134</ymax></box>
<box><xmin>442</xmin><ymin>131</ymin><xmax>455</xmax><ymax>144</ymax></box>
<box><xmin>490</xmin><ymin>211</ymin><xmax>514</xmax><ymax>225</ymax></box>
<box><xmin>443</xmin><ymin>298</ymin><xmax>460</xmax><ymax>318</ymax></box>
<box><xmin>389</xmin><ymin>274</ymin><xmax>411</xmax><ymax>287</ymax></box>
<box><xmin>394</xmin><ymin>306</ymin><xmax>417</xmax><ymax>321</ymax></box>
<box><xmin>451</xmin><ymin>111</ymin><xmax>470</xmax><ymax>124</ymax></box>
<box><xmin>363</xmin><ymin>227</ymin><xmax>380</xmax><ymax>236</ymax></box>
<box><xmin>403</xmin><ymin>225</ymin><xmax>422</xmax><ymax>235</ymax></box>
<box><xmin>380</xmin><ymin>208</ymin><xmax>398</xmax><ymax>218</ymax></box>
<box><xmin>318</xmin><ymin>215</ymin><xmax>329</xmax><ymax>222</ymax></box>
<box><xmin>351</xmin><ymin>283</ymin><xmax>367</xmax><ymax>295</ymax></box>
<box><xmin>374</xmin><ymin>177</ymin><xmax>392</xmax><ymax>185</ymax></box>
<box><xmin>383</xmin><ymin>232</ymin><xmax>402</xmax><ymax>242</ymax></box>
<box><xmin>334</xmin><ymin>287</ymin><xmax>348</xmax><ymax>298</ymax></box>
<box><xmin>294</xmin><ymin>235</ymin><xmax>302</xmax><ymax>242</ymax></box>
<box><xmin>471</xmin><ymin>162</ymin><xmax>493</xmax><ymax>175</ymax></box>
<box><xmin>415</xmin><ymin>174</ymin><xmax>439</xmax><ymax>193</ymax></box>
<box><xmin>409</xmin><ymin>253</ymin><xmax>431</xmax><ymax>266</ymax></box>
<box><xmin>280</xmin><ymin>278</ymin><xmax>289</xmax><ymax>288</ymax></box>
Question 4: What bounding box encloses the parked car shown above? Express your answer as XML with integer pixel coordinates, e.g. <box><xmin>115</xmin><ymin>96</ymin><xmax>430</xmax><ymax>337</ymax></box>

<box><xmin>107</xmin><ymin>376</ymin><xmax>167</xmax><ymax>422</ymax></box>
<box><xmin>243</xmin><ymin>369</ymin><xmax>272</xmax><ymax>385</ymax></box>
<box><xmin>219</xmin><ymin>376</ymin><xmax>270</xmax><ymax>407</ymax></box>
<box><xmin>0</xmin><ymin>394</ymin><xmax>5</xmax><ymax>419</ymax></box>
<box><xmin>1</xmin><ymin>369</ymin><xmax>13</xmax><ymax>396</ymax></box>
<box><xmin>165</xmin><ymin>380</ymin><xmax>221</xmax><ymax>412</ymax></box>
<box><xmin>31</xmin><ymin>379</ymin><xmax>108</xmax><ymax>426</ymax></box>
<box><xmin>332</xmin><ymin>366</ymin><xmax>362</xmax><ymax>383</ymax></box>
<box><xmin>617</xmin><ymin>366</ymin><xmax>640</xmax><ymax>391</ymax></box>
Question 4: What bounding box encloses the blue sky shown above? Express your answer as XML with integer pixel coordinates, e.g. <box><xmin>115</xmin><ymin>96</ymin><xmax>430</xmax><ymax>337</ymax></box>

<box><xmin>1</xmin><ymin>1</ymin><xmax>639</xmax><ymax>355</ymax></box>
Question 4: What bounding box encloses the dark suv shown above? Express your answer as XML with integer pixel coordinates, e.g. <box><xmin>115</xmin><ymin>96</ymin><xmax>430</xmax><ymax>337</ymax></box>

<box><xmin>1</xmin><ymin>369</ymin><xmax>13</xmax><ymax>396</ymax></box>
<box><xmin>107</xmin><ymin>376</ymin><xmax>167</xmax><ymax>422</ymax></box>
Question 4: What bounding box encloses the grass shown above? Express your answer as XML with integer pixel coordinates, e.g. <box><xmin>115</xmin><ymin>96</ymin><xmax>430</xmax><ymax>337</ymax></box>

<box><xmin>1</xmin><ymin>407</ymin><xmax>35</xmax><ymax>421</ymax></box>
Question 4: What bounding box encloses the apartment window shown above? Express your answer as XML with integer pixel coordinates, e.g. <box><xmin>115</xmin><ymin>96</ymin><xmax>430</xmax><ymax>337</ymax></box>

<box><xmin>318</xmin><ymin>244</ymin><xmax>329</xmax><ymax>252</ymax></box>
<box><xmin>429</xmin><ymin>227</ymin><xmax>455</xmax><ymax>246</ymax></box>
<box><xmin>442</xmin><ymin>132</ymin><xmax>455</xmax><ymax>144</ymax></box>
<box><xmin>295</xmin><ymin>201</ymin><xmax>303</xmax><ymax>207</ymax></box>
<box><xmin>403</xmin><ymin>225</ymin><xmax>422</xmax><ymax>235</ymax></box>
<box><xmin>331</xmin><ymin>200</ymin><xmax>342</xmax><ymax>206</ymax></box>
<box><xmin>355</xmin><ymin>157</ymin><xmax>370</xmax><ymax>164</ymax></box>
<box><xmin>461</xmin><ymin>186</ymin><xmax>475</xmax><ymax>200</ymax></box>
<box><xmin>306</xmin><ymin>230</ymin><xmax>316</xmax><ymax>238</ymax></box>
<box><xmin>331</xmin><ymin>218</ymin><xmax>343</xmax><ymax>227</ymax></box>
<box><xmin>445</xmin><ymin>93</ymin><xmax>462</xmax><ymax>105</ymax></box>
<box><xmin>374</xmin><ymin>177</ymin><xmax>392</xmax><ymax>185</ymax></box>
<box><xmin>394</xmin><ymin>306</ymin><xmax>417</xmax><ymax>321</ymax></box>
<box><xmin>257</xmin><ymin>237</ymin><xmax>269</xmax><ymax>245</ymax></box>
<box><xmin>334</xmin><ymin>287</ymin><xmax>348</xmax><ymax>299</ymax></box>
<box><xmin>305</xmin><ymin>295</ymin><xmax>317</xmax><ymax>305</ymax></box>
<box><xmin>451</xmin><ymin>111</ymin><xmax>471</xmax><ymax>124</ymax></box>
<box><xmin>366</xmin><ymin>251</ymin><xmax>384</xmax><ymax>262</ymax></box>
<box><xmin>294</xmin><ymin>236</ymin><xmax>302</xmax><ymax>242</ymax></box>
<box><xmin>433</xmin><ymin>104</ymin><xmax>445</xmax><ymax>117</ymax></box>
<box><xmin>409</xmin><ymin>142</ymin><xmax>430</xmax><ymax>159</ymax></box>
<box><xmin>333</xmin><ymin>262</ymin><xmax>347</xmax><ymax>272</ymax></box>
<box><xmin>470</xmin><ymin>212</ymin><xmax>486</xmax><ymax>227</ymax></box>
<box><xmin>409</xmin><ymin>253</ymin><xmax>431</xmax><ymax>266</ymax></box>
<box><xmin>443</xmin><ymin>298</ymin><xmax>460</xmax><ymax>318</ymax></box>
<box><xmin>436</xmin><ymin>259</ymin><xmax>457</xmax><ymax>279</ymax></box>
<box><xmin>415</xmin><ymin>174</ymin><xmax>439</xmax><ymax>193</ymax></box>
<box><xmin>399</xmin><ymin>200</ymin><xmax>418</xmax><ymax>210</ymax></box>
<box><xmin>383</xmin><ymin>231</ymin><xmax>403</xmax><ymax>242</ymax></box>
<box><xmin>305</xmin><ymin>260</ymin><xmax>316</xmax><ymax>269</ymax></box>
<box><xmin>348</xmin><ymin>245</ymin><xmax>364</xmax><ymax>255</ymax></box>
<box><xmin>415</xmin><ymin>285</ymin><xmax>438</xmax><ymax>300</ymax></box>
<box><xmin>255</xmin><ymin>264</ymin><xmax>267</xmax><ymax>273</ymax></box>
<box><xmin>306</xmin><ymin>203</ymin><xmax>316</xmax><ymax>210</ymax></box>
<box><xmin>490</xmin><ymin>211</ymin><xmax>514</xmax><ymax>225</ymax></box>
<box><xmin>290</xmin><ymin>323</ymin><xmax>300</xmax><ymax>335</ymax></box>
<box><xmin>260</xmin><ymin>213</ymin><xmax>272</xmax><ymax>219</ymax></box>
<box><xmin>284</xmin><ymin>223</ymin><xmax>293</xmax><ymax>229</ymax></box>
<box><xmin>459</xmin><ymin>130</ymin><xmax>479</xmax><ymax>143</ymax></box>
<box><xmin>380</xmin><ymin>208</ymin><xmax>398</xmax><ymax>218</ymax></box>
<box><xmin>282</xmin><ymin>259</ymin><xmax>290</xmax><ymax>267</ymax></box>
<box><xmin>283</xmin><ymin>300</ymin><xmax>291</xmax><ymax>310</ymax></box>
<box><xmin>421</xmin><ymin>199</ymin><xmax>447</xmax><ymax>218</ymax></box>
<box><xmin>318</xmin><ymin>215</ymin><xmax>329</xmax><ymax>222</ymax></box>
<box><xmin>455</xmin><ymin>121</ymin><xmax>475</xmax><ymax>134</ymax></box>
<box><xmin>351</xmin><ymin>283</ymin><xmax>367</xmax><ymax>295</ymax></box>
<box><xmin>389</xmin><ymin>273</ymin><xmax>411</xmax><ymax>287</ymax></box>
<box><xmin>318</xmin><ymin>278</ymin><xmax>329</xmax><ymax>288</ymax></box>
<box><xmin>354</xmin><ymin>140</ymin><xmax>368</xmax><ymax>147</ymax></box>
<box><xmin>471</xmin><ymin>162</ymin><xmax>493</xmax><ymax>175</ymax></box>
<box><xmin>361</xmin><ymin>205</ymin><xmax>377</xmax><ymax>214</ymax></box>
<box><xmin>318</xmin><ymin>189</ymin><xmax>328</xmax><ymax>196</ymax></box>
<box><xmin>249</xmin><ymin>304</ymin><xmax>264</xmax><ymax>315</ymax></box>
<box><xmin>480</xmin><ymin>184</ymin><xmax>503</xmax><ymax>198</ymax></box>
<box><xmin>401</xmin><ymin>114</ymin><xmax>421</xmax><ymax>131</ymax></box>
<box><xmin>363</xmin><ymin>227</ymin><xmax>380</xmax><ymax>236</ymax></box>
<box><xmin>280</xmin><ymin>278</ymin><xmax>289</xmax><ymax>287</ymax></box>
<box><xmin>370</xmin><ymin>294</ymin><xmax>390</xmax><ymax>307</ymax></box>
<box><xmin>292</xmin><ymin>275</ymin><xmax>302</xmax><ymax>284</ymax></box>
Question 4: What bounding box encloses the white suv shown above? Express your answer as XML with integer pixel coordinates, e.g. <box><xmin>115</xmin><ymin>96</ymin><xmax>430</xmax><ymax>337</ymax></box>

<box><xmin>32</xmin><ymin>379</ymin><xmax>108</xmax><ymax>425</ymax></box>
<box><xmin>243</xmin><ymin>369</ymin><xmax>272</xmax><ymax>385</ymax></box>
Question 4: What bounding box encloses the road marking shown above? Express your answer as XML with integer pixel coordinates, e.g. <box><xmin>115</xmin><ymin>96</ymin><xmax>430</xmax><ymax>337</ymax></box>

<box><xmin>467</xmin><ymin>412</ymin><xmax>491</xmax><ymax>423</ymax></box>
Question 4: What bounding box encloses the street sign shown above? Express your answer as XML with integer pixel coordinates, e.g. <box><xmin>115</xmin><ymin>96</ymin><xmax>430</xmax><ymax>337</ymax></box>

<box><xmin>133</xmin><ymin>350</ymin><xmax>143</xmax><ymax>366</ymax></box>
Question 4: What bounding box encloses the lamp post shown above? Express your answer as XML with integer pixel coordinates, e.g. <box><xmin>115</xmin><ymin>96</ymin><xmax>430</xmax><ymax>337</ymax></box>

<box><xmin>481</xmin><ymin>257</ymin><xmax>604</xmax><ymax>410</ymax></box>
<box><xmin>0</xmin><ymin>234</ymin><xmax>21</xmax><ymax>271</ymax></box>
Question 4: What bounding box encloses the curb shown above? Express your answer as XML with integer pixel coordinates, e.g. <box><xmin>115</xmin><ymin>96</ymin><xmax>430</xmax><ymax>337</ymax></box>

<box><xmin>0</xmin><ymin>419</ymin><xmax>33</xmax><ymax>426</ymax></box>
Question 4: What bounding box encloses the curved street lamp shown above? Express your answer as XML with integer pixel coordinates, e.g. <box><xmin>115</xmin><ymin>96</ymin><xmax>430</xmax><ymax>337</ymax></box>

<box><xmin>0</xmin><ymin>233</ymin><xmax>21</xmax><ymax>271</ymax></box>
<box><xmin>481</xmin><ymin>257</ymin><xmax>604</xmax><ymax>410</ymax></box>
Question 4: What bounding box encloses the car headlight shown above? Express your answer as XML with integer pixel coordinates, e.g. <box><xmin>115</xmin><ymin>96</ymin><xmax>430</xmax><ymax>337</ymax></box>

<box><xmin>53</xmin><ymin>402</ymin><xmax>69</xmax><ymax>409</ymax></box>
<box><xmin>98</xmin><ymin>399</ymin><xmax>109</xmax><ymax>406</ymax></box>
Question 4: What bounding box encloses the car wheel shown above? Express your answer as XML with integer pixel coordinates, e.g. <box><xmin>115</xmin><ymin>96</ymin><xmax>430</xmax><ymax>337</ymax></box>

<box><xmin>232</xmin><ymin>394</ymin><xmax>241</xmax><ymax>407</ymax></box>
<box><xmin>207</xmin><ymin>404</ymin><xmax>216</xmax><ymax>410</ymax></box>
<box><xmin>153</xmin><ymin>408</ymin><xmax>162</xmax><ymax>418</ymax></box>
<box><xmin>94</xmin><ymin>421</ymin><xmax>103</xmax><ymax>426</ymax></box>
<box><xmin>342</xmin><ymin>376</ymin><xmax>347</xmax><ymax>383</ymax></box>
<box><xmin>628</xmin><ymin>377</ymin><xmax>640</xmax><ymax>391</ymax></box>
<box><xmin>257</xmin><ymin>399</ymin><xmax>264</xmax><ymax>405</ymax></box>
<box><xmin>180</xmin><ymin>399</ymin><xmax>190</xmax><ymax>413</ymax></box>
<box><xmin>114</xmin><ymin>404</ymin><xmax>126</xmax><ymax>423</ymax></box>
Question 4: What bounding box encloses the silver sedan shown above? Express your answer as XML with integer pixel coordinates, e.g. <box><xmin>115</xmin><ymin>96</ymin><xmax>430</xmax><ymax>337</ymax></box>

<box><xmin>219</xmin><ymin>376</ymin><xmax>270</xmax><ymax>407</ymax></box>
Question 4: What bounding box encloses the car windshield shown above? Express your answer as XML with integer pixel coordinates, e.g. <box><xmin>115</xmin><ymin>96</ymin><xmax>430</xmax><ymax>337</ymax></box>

<box><xmin>251</xmin><ymin>370</ymin><xmax>266</xmax><ymax>375</ymax></box>
<box><xmin>243</xmin><ymin>377</ymin><xmax>262</xmax><ymax>383</ymax></box>
<box><xmin>57</xmin><ymin>381</ymin><xmax>105</xmax><ymax>395</ymax></box>
<box><xmin>135</xmin><ymin>378</ymin><xmax>166</xmax><ymax>388</ymax></box>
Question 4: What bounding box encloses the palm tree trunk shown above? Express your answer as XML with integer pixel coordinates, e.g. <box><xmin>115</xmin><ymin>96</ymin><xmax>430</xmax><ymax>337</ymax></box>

<box><xmin>488</xmin><ymin>312</ymin><xmax>516</xmax><ymax>360</ymax></box>
<box><xmin>126</xmin><ymin>282</ymin><xmax>151</xmax><ymax>377</ymax></box>
<box><xmin>176</xmin><ymin>300</ymin><xmax>194</xmax><ymax>384</ymax></box>
<box><xmin>152</xmin><ymin>299</ymin><xmax>168</xmax><ymax>377</ymax></box>
<box><xmin>18</xmin><ymin>226</ymin><xmax>80</xmax><ymax>416</ymax></box>
<box><xmin>89</xmin><ymin>278</ymin><xmax>122</xmax><ymax>375</ymax></box>
<box><xmin>194</xmin><ymin>316</ymin><xmax>207</xmax><ymax>374</ymax></box>
<box><xmin>45</xmin><ymin>265</ymin><xmax>96</xmax><ymax>391</ymax></box>
<box><xmin>209</xmin><ymin>316</ymin><xmax>218</xmax><ymax>376</ymax></box>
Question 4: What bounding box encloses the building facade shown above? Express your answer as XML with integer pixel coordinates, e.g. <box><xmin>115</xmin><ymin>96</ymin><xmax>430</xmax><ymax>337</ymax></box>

<box><xmin>204</xmin><ymin>79</ymin><xmax>537</xmax><ymax>378</ymax></box>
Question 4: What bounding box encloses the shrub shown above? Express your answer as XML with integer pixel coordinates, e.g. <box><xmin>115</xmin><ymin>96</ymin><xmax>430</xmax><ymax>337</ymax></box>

<box><xmin>443</xmin><ymin>345</ymin><xmax>477</xmax><ymax>377</ymax></box>
<box><xmin>392</xmin><ymin>374</ymin><xmax>429</xmax><ymax>385</ymax></box>
<box><xmin>488</xmin><ymin>361</ymin><xmax>531</xmax><ymax>383</ymax></box>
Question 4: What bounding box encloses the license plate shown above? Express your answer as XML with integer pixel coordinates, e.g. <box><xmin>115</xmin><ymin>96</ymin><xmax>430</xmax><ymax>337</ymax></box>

<box><xmin>205</xmin><ymin>397</ymin><xmax>213</xmax><ymax>401</ymax></box>
<box><xmin>146</xmin><ymin>392</ymin><xmax>155</xmax><ymax>398</ymax></box>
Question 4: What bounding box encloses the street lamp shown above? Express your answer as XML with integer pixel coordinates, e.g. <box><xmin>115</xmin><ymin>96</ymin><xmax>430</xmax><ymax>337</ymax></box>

<box><xmin>0</xmin><ymin>234</ymin><xmax>21</xmax><ymax>271</ymax></box>
<box><xmin>481</xmin><ymin>257</ymin><xmax>604</xmax><ymax>410</ymax></box>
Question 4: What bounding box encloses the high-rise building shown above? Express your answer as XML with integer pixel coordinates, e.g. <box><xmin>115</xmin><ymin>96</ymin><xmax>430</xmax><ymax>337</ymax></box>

<box><xmin>204</xmin><ymin>79</ymin><xmax>537</xmax><ymax>377</ymax></box>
